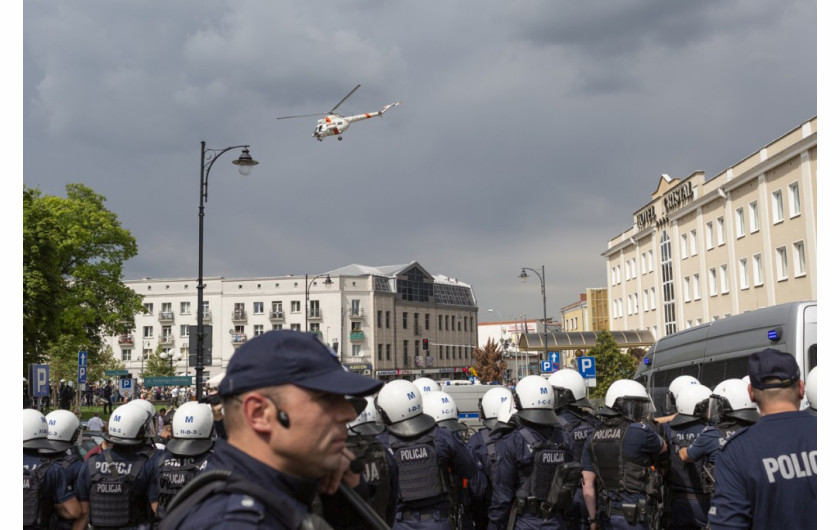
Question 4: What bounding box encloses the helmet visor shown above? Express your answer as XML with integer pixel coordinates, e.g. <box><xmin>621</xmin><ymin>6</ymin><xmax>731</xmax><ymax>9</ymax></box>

<box><xmin>614</xmin><ymin>397</ymin><xmax>654</xmax><ymax>423</ymax></box>
<box><xmin>706</xmin><ymin>395</ymin><xmax>731</xmax><ymax>424</ymax></box>
<box><xmin>552</xmin><ymin>388</ymin><xmax>575</xmax><ymax>410</ymax></box>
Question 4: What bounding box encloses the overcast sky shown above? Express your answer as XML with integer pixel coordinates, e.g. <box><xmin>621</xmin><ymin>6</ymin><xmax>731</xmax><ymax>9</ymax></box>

<box><xmin>21</xmin><ymin>1</ymin><xmax>818</xmax><ymax>325</ymax></box>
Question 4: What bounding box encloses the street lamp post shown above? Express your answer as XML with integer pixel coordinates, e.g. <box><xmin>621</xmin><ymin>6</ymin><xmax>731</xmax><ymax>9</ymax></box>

<box><xmin>519</xmin><ymin>265</ymin><xmax>549</xmax><ymax>371</ymax></box>
<box><xmin>160</xmin><ymin>350</ymin><xmax>183</xmax><ymax>376</ymax></box>
<box><xmin>304</xmin><ymin>273</ymin><xmax>332</xmax><ymax>332</ymax></box>
<box><xmin>196</xmin><ymin>141</ymin><xmax>258</xmax><ymax>401</ymax></box>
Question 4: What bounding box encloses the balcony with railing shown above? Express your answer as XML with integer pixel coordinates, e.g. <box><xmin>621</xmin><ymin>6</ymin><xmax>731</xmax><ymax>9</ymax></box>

<box><xmin>348</xmin><ymin>308</ymin><xmax>365</xmax><ymax>319</ymax></box>
<box><xmin>231</xmin><ymin>333</ymin><xmax>248</xmax><ymax>344</ymax></box>
<box><xmin>118</xmin><ymin>334</ymin><xmax>135</xmax><ymax>346</ymax></box>
<box><xmin>202</xmin><ymin>310</ymin><xmax>212</xmax><ymax>322</ymax></box>
<box><xmin>232</xmin><ymin>310</ymin><xmax>248</xmax><ymax>323</ymax></box>
<box><xmin>307</xmin><ymin>308</ymin><xmax>322</xmax><ymax>320</ymax></box>
<box><xmin>158</xmin><ymin>311</ymin><xmax>175</xmax><ymax>322</ymax></box>
<box><xmin>415</xmin><ymin>355</ymin><xmax>435</xmax><ymax>368</ymax></box>
<box><xmin>350</xmin><ymin>331</ymin><xmax>365</xmax><ymax>341</ymax></box>
<box><xmin>159</xmin><ymin>335</ymin><xmax>174</xmax><ymax>345</ymax></box>
<box><xmin>269</xmin><ymin>310</ymin><xmax>285</xmax><ymax>322</ymax></box>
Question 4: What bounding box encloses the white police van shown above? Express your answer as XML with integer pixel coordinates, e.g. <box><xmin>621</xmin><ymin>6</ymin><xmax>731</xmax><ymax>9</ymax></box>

<box><xmin>634</xmin><ymin>301</ymin><xmax>816</xmax><ymax>413</ymax></box>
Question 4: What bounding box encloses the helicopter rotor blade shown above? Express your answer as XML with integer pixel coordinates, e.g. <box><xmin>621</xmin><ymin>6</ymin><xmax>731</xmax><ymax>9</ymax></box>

<box><xmin>276</xmin><ymin>112</ymin><xmax>327</xmax><ymax>120</ymax></box>
<box><xmin>329</xmin><ymin>84</ymin><xmax>361</xmax><ymax>114</ymax></box>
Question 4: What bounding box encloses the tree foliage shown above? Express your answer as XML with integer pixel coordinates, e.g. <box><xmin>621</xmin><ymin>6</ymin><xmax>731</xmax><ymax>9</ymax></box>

<box><xmin>144</xmin><ymin>344</ymin><xmax>177</xmax><ymax>377</ymax></box>
<box><xmin>588</xmin><ymin>330</ymin><xmax>640</xmax><ymax>399</ymax></box>
<box><xmin>23</xmin><ymin>184</ymin><xmax>145</xmax><ymax>374</ymax></box>
<box><xmin>472</xmin><ymin>338</ymin><xmax>508</xmax><ymax>384</ymax></box>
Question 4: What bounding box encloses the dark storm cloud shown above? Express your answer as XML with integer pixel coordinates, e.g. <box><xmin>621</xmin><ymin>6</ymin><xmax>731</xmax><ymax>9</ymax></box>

<box><xmin>22</xmin><ymin>0</ymin><xmax>816</xmax><ymax>323</ymax></box>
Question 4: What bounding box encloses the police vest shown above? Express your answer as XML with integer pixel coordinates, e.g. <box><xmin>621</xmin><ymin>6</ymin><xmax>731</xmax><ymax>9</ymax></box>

<box><xmin>516</xmin><ymin>427</ymin><xmax>580</xmax><ymax>511</ymax></box>
<box><xmin>156</xmin><ymin>451</ymin><xmax>212</xmax><ymax>519</ymax></box>
<box><xmin>87</xmin><ymin>450</ymin><xmax>149</xmax><ymax>527</ymax></box>
<box><xmin>346</xmin><ymin>434</ymin><xmax>392</xmax><ymax>520</ymax></box>
<box><xmin>590</xmin><ymin>417</ymin><xmax>653</xmax><ymax>495</ymax></box>
<box><xmin>698</xmin><ymin>420</ymin><xmax>748</xmax><ymax>494</ymax></box>
<box><xmin>388</xmin><ymin>432</ymin><xmax>448</xmax><ymax>503</ymax></box>
<box><xmin>479</xmin><ymin>428</ymin><xmax>501</xmax><ymax>486</ymax></box>
<box><xmin>23</xmin><ymin>458</ymin><xmax>50</xmax><ymax>527</ymax></box>
<box><xmin>559</xmin><ymin>408</ymin><xmax>599</xmax><ymax>463</ymax></box>
<box><xmin>665</xmin><ymin>423</ymin><xmax>705</xmax><ymax>493</ymax></box>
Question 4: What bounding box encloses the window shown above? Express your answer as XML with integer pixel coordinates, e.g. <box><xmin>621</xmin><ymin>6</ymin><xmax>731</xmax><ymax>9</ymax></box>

<box><xmin>377</xmin><ymin>310</ymin><xmax>382</xmax><ymax>328</ymax></box>
<box><xmin>681</xmin><ymin>234</ymin><xmax>688</xmax><ymax>259</ymax></box>
<box><xmin>693</xmin><ymin>273</ymin><xmax>701</xmax><ymax>300</ymax></box>
<box><xmin>776</xmin><ymin>246</ymin><xmax>789</xmax><ymax>281</ymax></box>
<box><xmin>403</xmin><ymin>340</ymin><xmax>409</xmax><ymax>365</ymax></box>
<box><xmin>720</xmin><ymin>264</ymin><xmax>729</xmax><ymax>294</ymax></box>
<box><xmin>386</xmin><ymin>311</ymin><xmax>391</xmax><ymax>328</ymax></box>
<box><xmin>683</xmin><ymin>277</ymin><xmax>691</xmax><ymax>302</ymax></box>
<box><xmin>641</xmin><ymin>253</ymin><xmax>647</xmax><ymax>275</ymax></box>
<box><xmin>377</xmin><ymin>344</ymin><xmax>382</xmax><ymax>361</ymax></box>
<box><xmin>438</xmin><ymin>315</ymin><xmax>443</xmax><ymax>330</ymax></box>
<box><xmin>386</xmin><ymin>344</ymin><xmax>391</xmax><ymax>361</ymax></box>
<box><xmin>402</xmin><ymin>312</ymin><xmax>408</xmax><ymax>329</ymax></box>
<box><xmin>708</xmin><ymin>268</ymin><xmax>717</xmax><ymax>296</ymax></box>
<box><xmin>735</xmin><ymin>207</ymin><xmax>745</xmax><ymax>238</ymax></box>
<box><xmin>254</xmin><ymin>324</ymin><xmax>264</xmax><ymax>336</ymax></box>
<box><xmin>789</xmin><ymin>182</ymin><xmax>801</xmax><ymax>217</ymax></box>
<box><xmin>625</xmin><ymin>260</ymin><xmax>631</xmax><ymax>280</ymax></box>
<box><xmin>650</xmin><ymin>287</ymin><xmax>656</xmax><ymax>310</ymax></box>
<box><xmin>161</xmin><ymin>325</ymin><xmax>172</xmax><ymax>338</ymax></box>
<box><xmin>143</xmin><ymin>326</ymin><xmax>154</xmax><ymax>338</ymax></box>
<box><xmin>643</xmin><ymin>290</ymin><xmax>649</xmax><ymax>311</ymax></box>
<box><xmin>350</xmin><ymin>299</ymin><xmax>361</xmax><ymax>316</ymax></box>
<box><xmin>690</xmin><ymin>229</ymin><xmax>697</xmax><ymax>256</ymax></box>
<box><xmin>180</xmin><ymin>301</ymin><xmax>191</xmax><ymax>314</ymax></box>
<box><xmin>793</xmin><ymin>241</ymin><xmax>806</xmax><ymax>277</ymax></box>
<box><xmin>772</xmin><ymin>190</ymin><xmax>784</xmax><ymax>223</ymax></box>
<box><xmin>144</xmin><ymin>302</ymin><xmax>154</xmax><ymax>314</ymax></box>
<box><xmin>291</xmin><ymin>324</ymin><xmax>301</xmax><ymax>331</ymax></box>
<box><xmin>716</xmin><ymin>217</ymin><xmax>726</xmax><ymax>246</ymax></box>
<box><xmin>272</xmin><ymin>324</ymin><xmax>283</xmax><ymax>331</ymax></box>
<box><xmin>627</xmin><ymin>296</ymin><xmax>633</xmax><ymax>315</ymax></box>
<box><xmin>352</xmin><ymin>345</ymin><xmax>361</xmax><ymax>357</ymax></box>
<box><xmin>631</xmin><ymin>258</ymin><xmax>637</xmax><ymax>278</ymax></box>
<box><xmin>180</xmin><ymin>325</ymin><xmax>190</xmax><ymax>337</ymax></box>
<box><xmin>749</xmin><ymin>201</ymin><xmax>759</xmax><ymax>233</ymax></box>
<box><xmin>122</xmin><ymin>349</ymin><xmax>132</xmax><ymax>361</ymax></box>
<box><xmin>753</xmin><ymin>254</ymin><xmax>764</xmax><ymax>286</ymax></box>
<box><xmin>634</xmin><ymin>293</ymin><xmax>639</xmax><ymax>314</ymax></box>
<box><xmin>253</xmin><ymin>302</ymin><xmax>264</xmax><ymax>314</ymax></box>
<box><xmin>291</xmin><ymin>301</ymin><xmax>301</xmax><ymax>313</ymax></box>
<box><xmin>425</xmin><ymin>313</ymin><xmax>430</xmax><ymax>330</ymax></box>
<box><xmin>202</xmin><ymin>301</ymin><xmax>210</xmax><ymax>318</ymax></box>
<box><xmin>143</xmin><ymin>348</ymin><xmax>152</xmax><ymax>361</ymax></box>
<box><xmin>648</xmin><ymin>250</ymin><xmax>654</xmax><ymax>270</ymax></box>
<box><xmin>739</xmin><ymin>258</ymin><xmax>749</xmax><ymax>290</ymax></box>
<box><xmin>705</xmin><ymin>222</ymin><xmax>714</xmax><ymax>250</ymax></box>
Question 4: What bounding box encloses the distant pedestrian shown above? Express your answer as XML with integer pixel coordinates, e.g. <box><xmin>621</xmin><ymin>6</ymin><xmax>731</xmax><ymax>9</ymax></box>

<box><xmin>86</xmin><ymin>412</ymin><xmax>104</xmax><ymax>432</ymax></box>
<box><xmin>102</xmin><ymin>382</ymin><xmax>113</xmax><ymax>415</ymax></box>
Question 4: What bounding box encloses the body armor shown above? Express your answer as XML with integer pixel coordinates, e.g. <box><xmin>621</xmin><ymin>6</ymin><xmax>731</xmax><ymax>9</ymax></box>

<box><xmin>389</xmin><ymin>432</ymin><xmax>447</xmax><ymax>503</ymax></box>
<box><xmin>87</xmin><ymin>451</ymin><xmax>148</xmax><ymax>527</ymax></box>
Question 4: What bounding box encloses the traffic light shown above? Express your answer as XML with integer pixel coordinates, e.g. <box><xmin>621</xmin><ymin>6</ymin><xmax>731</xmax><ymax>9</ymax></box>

<box><xmin>422</xmin><ymin>338</ymin><xmax>430</xmax><ymax>351</ymax></box>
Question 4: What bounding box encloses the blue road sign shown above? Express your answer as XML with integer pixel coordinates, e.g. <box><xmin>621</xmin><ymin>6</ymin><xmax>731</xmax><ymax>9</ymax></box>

<box><xmin>78</xmin><ymin>366</ymin><xmax>87</xmax><ymax>385</ymax></box>
<box><xmin>30</xmin><ymin>364</ymin><xmax>50</xmax><ymax>397</ymax></box>
<box><xmin>78</xmin><ymin>350</ymin><xmax>88</xmax><ymax>367</ymax></box>
<box><xmin>540</xmin><ymin>360</ymin><xmax>552</xmax><ymax>372</ymax></box>
<box><xmin>577</xmin><ymin>356</ymin><xmax>596</xmax><ymax>379</ymax></box>
<box><xmin>549</xmin><ymin>351</ymin><xmax>560</xmax><ymax>364</ymax></box>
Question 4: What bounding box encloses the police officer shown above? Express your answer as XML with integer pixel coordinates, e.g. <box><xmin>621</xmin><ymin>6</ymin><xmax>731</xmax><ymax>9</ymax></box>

<box><xmin>343</xmin><ymin>395</ymin><xmax>399</xmax><ymax>527</ymax></box>
<box><xmin>548</xmin><ymin>369</ymin><xmax>601</xmax><ymax>529</ymax></box>
<box><xmin>39</xmin><ymin>409</ymin><xmax>86</xmax><ymax>530</ymax></box>
<box><xmin>662</xmin><ymin>376</ymin><xmax>700</xmax><ymax>417</ymax></box>
<box><xmin>709</xmin><ymin>348</ymin><xmax>817</xmax><ymax>529</ymax></box>
<box><xmin>75</xmin><ymin>403</ymin><xmax>160</xmax><ymax>528</ymax></box>
<box><xmin>414</xmin><ymin>377</ymin><xmax>442</xmax><ymax>395</ymax></box>
<box><xmin>424</xmin><ymin>390</ymin><xmax>473</xmax><ymax>529</ymax></box>
<box><xmin>467</xmin><ymin>386</ymin><xmax>513</xmax><ymax>530</ymax></box>
<box><xmin>660</xmin><ymin>384</ymin><xmax>712</xmax><ymax>529</ymax></box>
<box><xmin>159</xmin><ymin>330</ymin><xmax>384</xmax><ymax>529</ymax></box>
<box><xmin>488</xmin><ymin>375</ymin><xmax>578</xmax><ymax>530</ymax></box>
<box><xmin>23</xmin><ymin>409</ymin><xmax>81</xmax><ymax>529</ymax></box>
<box><xmin>126</xmin><ymin>398</ymin><xmax>167</xmax><ymax>455</ymax></box>
<box><xmin>581</xmin><ymin>379</ymin><xmax>667</xmax><ymax>530</ymax></box>
<box><xmin>154</xmin><ymin>402</ymin><xmax>216</xmax><ymax>521</ymax></box>
<box><xmin>677</xmin><ymin>378</ymin><xmax>758</xmax><ymax>492</ymax></box>
<box><xmin>804</xmin><ymin>365</ymin><xmax>817</xmax><ymax>414</ymax></box>
<box><xmin>376</xmin><ymin>379</ymin><xmax>477</xmax><ymax>529</ymax></box>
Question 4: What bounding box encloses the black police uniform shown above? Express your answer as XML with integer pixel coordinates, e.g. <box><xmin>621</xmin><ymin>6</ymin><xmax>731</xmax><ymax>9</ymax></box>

<box><xmin>581</xmin><ymin>414</ymin><xmax>665</xmax><ymax>530</ymax></box>
<box><xmin>42</xmin><ymin>448</ymin><xmax>84</xmax><ymax>530</ymax></box>
<box><xmin>154</xmin><ymin>447</ymin><xmax>213</xmax><ymax>520</ymax></box>
<box><xmin>340</xmin><ymin>429</ymin><xmax>399</xmax><ymax>528</ymax></box>
<box><xmin>75</xmin><ymin>445</ymin><xmax>158</xmax><ymax>529</ymax></box>
<box><xmin>661</xmin><ymin>416</ymin><xmax>709</xmax><ymax>529</ymax></box>
<box><xmin>24</xmin><ymin>450</ymin><xmax>75</xmax><ymax>530</ymax></box>
<box><xmin>557</xmin><ymin>406</ymin><xmax>599</xmax><ymax>529</ymax></box>
<box><xmin>380</xmin><ymin>424</ymin><xmax>477</xmax><ymax>529</ymax></box>
<box><xmin>709</xmin><ymin>410</ymin><xmax>817</xmax><ymax>529</ymax></box>
<box><xmin>488</xmin><ymin>421</ymin><xmax>577</xmax><ymax>530</ymax></box>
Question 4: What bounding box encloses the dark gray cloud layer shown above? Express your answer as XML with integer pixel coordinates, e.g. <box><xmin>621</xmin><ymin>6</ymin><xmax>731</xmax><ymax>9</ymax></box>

<box><xmin>23</xmin><ymin>1</ymin><xmax>816</xmax><ymax>323</ymax></box>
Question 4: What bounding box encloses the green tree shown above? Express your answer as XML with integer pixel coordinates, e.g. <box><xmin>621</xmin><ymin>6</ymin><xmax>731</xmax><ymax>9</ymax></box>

<box><xmin>589</xmin><ymin>330</ymin><xmax>639</xmax><ymax>399</ymax></box>
<box><xmin>144</xmin><ymin>344</ymin><xmax>176</xmax><ymax>377</ymax></box>
<box><xmin>23</xmin><ymin>183</ymin><xmax>145</xmax><ymax>374</ymax></box>
<box><xmin>472</xmin><ymin>338</ymin><xmax>508</xmax><ymax>384</ymax></box>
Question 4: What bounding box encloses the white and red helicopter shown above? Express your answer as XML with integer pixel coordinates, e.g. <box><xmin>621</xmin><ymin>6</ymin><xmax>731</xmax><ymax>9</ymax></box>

<box><xmin>277</xmin><ymin>84</ymin><xmax>401</xmax><ymax>141</ymax></box>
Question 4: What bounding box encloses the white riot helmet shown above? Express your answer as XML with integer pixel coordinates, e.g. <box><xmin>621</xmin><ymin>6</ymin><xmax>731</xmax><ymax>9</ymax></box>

<box><xmin>413</xmin><ymin>377</ymin><xmax>440</xmax><ymax>394</ymax></box>
<box><xmin>167</xmin><ymin>402</ymin><xmax>214</xmax><ymax>456</ymax></box>
<box><xmin>709</xmin><ymin>378</ymin><xmax>758</xmax><ymax>424</ymax></box>
<box><xmin>348</xmin><ymin>396</ymin><xmax>384</xmax><ymax>436</ymax></box>
<box><xmin>548</xmin><ymin>369</ymin><xmax>589</xmax><ymax>409</ymax></box>
<box><xmin>665</xmin><ymin>375</ymin><xmax>700</xmax><ymax>415</ymax></box>
<box><xmin>23</xmin><ymin>409</ymin><xmax>58</xmax><ymax>451</ymax></box>
<box><xmin>513</xmin><ymin>375</ymin><xmax>559</xmax><ymax>426</ymax></box>
<box><xmin>805</xmin><ymin>366</ymin><xmax>817</xmax><ymax>411</ymax></box>
<box><xmin>126</xmin><ymin>399</ymin><xmax>158</xmax><ymax>441</ymax></box>
<box><xmin>479</xmin><ymin>387</ymin><xmax>514</xmax><ymax>429</ymax></box>
<box><xmin>671</xmin><ymin>385</ymin><xmax>712</xmax><ymax>427</ymax></box>
<box><xmin>496</xmin><ymin>394</ymin><xmax>518</xmax><ymax>427</ymax></box>
<box><xmin>375</xmin><ymin>380</ymin><xmax>436</xmax><ymax>437</ymax></box>
<box><xmin>43</xmin><ymin>409</ymin><xmax>82</xmax><ymax>452</ymax></box>
<box><xmin>423</xmin><ymin>391</ymin><xmax>465</xmax><ymax>433</ymax></box>
<box><xmin>104</xmin><ymin>403</ymin><xmax>150</xmax><ymax>446</ymax></box>
<box><xmin>605</xmin><ymin>379</ymin><xmax>653</xmax><ymax>423</ymax></box>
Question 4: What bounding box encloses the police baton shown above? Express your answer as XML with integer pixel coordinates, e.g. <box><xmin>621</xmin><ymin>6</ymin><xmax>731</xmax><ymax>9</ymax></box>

<box><xmin>336</xmin><ymin>460</ymin><xmax>391</xmax><ymax>530</ymax></box>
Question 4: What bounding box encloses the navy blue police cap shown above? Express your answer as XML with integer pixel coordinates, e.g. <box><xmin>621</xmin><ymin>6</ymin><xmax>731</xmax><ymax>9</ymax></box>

<box><xmin>219</xmin><ymin>330</ymin><xmax>383</xmax><ymax>398</ymax></box>
<box><xmin>748</xmin><ymin>348</ymin><xmax>800</xmax><ymax>390</ymax></box>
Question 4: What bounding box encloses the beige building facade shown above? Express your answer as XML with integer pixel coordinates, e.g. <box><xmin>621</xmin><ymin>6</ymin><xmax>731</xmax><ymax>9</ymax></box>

<box><xmin>559</xmin><ymin>288</ymin><xmax>609</xmax><ymax>332</ymax></box>
<box><xmin>604</xmin><ymin>117</ymin><xmax>817</xmax><ymax>339</ymax></box>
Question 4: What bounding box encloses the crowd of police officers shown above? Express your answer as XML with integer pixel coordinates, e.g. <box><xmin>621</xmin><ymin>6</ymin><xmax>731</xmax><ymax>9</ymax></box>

<box><xmin>23</xmin><ymin>344</ymin><xmax>817</xmax><ymax>530</ymax></box>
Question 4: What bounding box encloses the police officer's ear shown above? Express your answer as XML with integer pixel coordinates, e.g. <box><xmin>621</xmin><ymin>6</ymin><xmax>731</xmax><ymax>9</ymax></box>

<box><xmin>237</xmin><ymin>393</ymin><xmax>277</xmax><ymax>434</ymax></box>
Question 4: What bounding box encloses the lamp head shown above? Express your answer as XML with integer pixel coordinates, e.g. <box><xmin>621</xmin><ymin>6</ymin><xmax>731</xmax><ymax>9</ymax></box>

<box><xmin>233</xmin><ymin>148</ymin><xmax>259</xmax><ymax>176</ymax></box>
<box><xmin>519</xmin><ymin>269</ymin><xmax>529</xmax><ymax>282</ymax></box>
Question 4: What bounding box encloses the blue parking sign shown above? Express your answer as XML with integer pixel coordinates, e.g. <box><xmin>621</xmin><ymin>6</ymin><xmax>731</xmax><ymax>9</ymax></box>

<box><xmin>577</xmin><ymin>356</ymin><xmax>596</xmax><ymax>379</ymax></box>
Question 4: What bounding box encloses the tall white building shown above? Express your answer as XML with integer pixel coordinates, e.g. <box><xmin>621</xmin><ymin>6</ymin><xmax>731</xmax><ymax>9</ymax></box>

<box><xmin>603</xmin><ymin>117</ymin><xmax>817</xmax><ymax>339</ymax></box>
<box><xmin>107</xmin><ymin>261</ymin><xmax>478</xmax><ymax>383</ymax></box>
